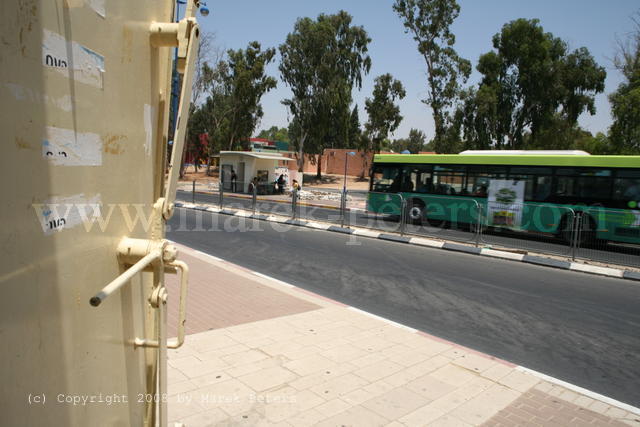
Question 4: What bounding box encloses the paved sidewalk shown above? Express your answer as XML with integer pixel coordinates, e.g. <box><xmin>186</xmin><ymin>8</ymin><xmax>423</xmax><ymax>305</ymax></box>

<box><xmin>166</xmin><ymin>244</ymin><xmax>640</xmax><ymax>426</ymax></box>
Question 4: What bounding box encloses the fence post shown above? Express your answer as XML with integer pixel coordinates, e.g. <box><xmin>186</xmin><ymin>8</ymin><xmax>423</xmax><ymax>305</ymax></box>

<box><xmin>252</xmin><ymin>183</ymin><xmax>257</xmax><ymax>215</ymax></box>
<box><xmin>474</xmin><ymin>202</ymin><xmax>482</xmax><ymax>247</ymax></box>
<box><xmin>292</xmin><ymin>188</ymin><xmax>298</xmax><ymax>220</ymax></box>
<box><xmin>219</xmin><ymin>182</ymin><xmax>223</xmax><ymax>210</ymax></box>
<box><xmin>399</xmin><ymin>195</ymin><xmax>406</xmax><ymax>236</ymax></box>
<box><xmin>340</xmin><ymin>189</ymin><xmax>347</xmax><ymax>228</ymax></box>
<box><xmin>570</xmin><ymin>211</ymin><xmax>581</xmax><ymax>261</ymax></box>
<box><xmin>192</xmin><ymin>180</ymin><xmax>196</xmax><ymax>204</ymax></box>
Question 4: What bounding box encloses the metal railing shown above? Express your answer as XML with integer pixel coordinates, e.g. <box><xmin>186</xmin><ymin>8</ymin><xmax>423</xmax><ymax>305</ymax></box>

<box><xmin>180</xmin><ymin>181</ymin><xmax>639</xmax><ymax>267</ymax></box>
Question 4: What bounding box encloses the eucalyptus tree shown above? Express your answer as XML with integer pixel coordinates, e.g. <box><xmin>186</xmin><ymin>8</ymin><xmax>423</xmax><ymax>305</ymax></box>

<box><xmin>280</xmin><ymin>11</ymin><xmax>371</xmax><ymax>172</ymax></box>
<box><xmin>393</xmin><ymin>0</ymin><xmax>471</xmax><ymax>153</ymax></box>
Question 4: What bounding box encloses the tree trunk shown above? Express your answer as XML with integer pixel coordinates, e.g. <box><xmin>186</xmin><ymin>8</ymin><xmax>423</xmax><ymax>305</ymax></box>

<box><xmin>206</xmin><ymin>156</ymin><xmax>212</xmax><ymax>176</ymax></box>
<box><xmin>316</xmin><ymin>153</ymin><xmax>322</xmax><ymax>179</ymax></box>
<box><xmin>297</xmin><ymin>133</ymin><xmax>306</xmax><ymax>173</ymax></box>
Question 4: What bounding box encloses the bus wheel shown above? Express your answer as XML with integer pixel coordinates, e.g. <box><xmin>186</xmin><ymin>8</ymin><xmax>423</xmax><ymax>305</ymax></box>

<box><xmin>405</xmin><ymin>199</ymin><xmax>425</xmax><ymax>225</ymax></box>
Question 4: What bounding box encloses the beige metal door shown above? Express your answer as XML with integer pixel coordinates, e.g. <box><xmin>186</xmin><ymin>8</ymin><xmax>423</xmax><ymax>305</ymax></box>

<box><xmin>0</xmin><ymin>1</ymin><xmax>196</xmax><ymax>425</ymax></box>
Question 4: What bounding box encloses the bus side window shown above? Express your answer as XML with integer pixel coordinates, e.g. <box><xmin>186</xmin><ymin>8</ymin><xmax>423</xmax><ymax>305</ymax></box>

<box><xmin>534</xmin><ymin>176</ymin><xmax>552</xmax><ymax>201</ymax></box>
<box><xmin>372</xmin><ymin>165</ymin><xmax>400</xmax><ymax>192</ymax></box>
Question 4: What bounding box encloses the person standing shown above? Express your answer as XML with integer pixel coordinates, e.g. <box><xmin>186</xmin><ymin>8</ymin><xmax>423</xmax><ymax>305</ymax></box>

<box><xmin>231</xmin><ymin>169</ymin><xmax>237</xmax><ymax>193</ymax></box>
<box><xmin>277</xmin><ymin>174</ymin><xmax>286</xmax><ymax>194</ymax></box>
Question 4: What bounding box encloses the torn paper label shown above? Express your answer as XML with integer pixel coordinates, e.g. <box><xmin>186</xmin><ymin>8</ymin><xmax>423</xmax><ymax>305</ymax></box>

<box><xmin>43</xmin><ymin>126</ymin><xmax>102</xmax><ymax>166</ymax></box>
<box><xmin>43</xmin><ymin>29</ymin><xmax>105</xmax><ymax>89</ymax></box>
<box><xmin>34</xmin><ymin>194</ymin><xmax>102</xmax><ymax>235</ymax></box>
<box><xmin>5</xmin><ymin>83</ymin><xmax>72</xmax><ymax>112</ymax></box>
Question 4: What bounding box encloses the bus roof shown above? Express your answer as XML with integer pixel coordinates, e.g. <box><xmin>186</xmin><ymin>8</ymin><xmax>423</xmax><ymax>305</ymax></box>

<box><xmin>373</xmin><ymin>154</ymin><xmax>640</xmax><ymax>168</ymax></box>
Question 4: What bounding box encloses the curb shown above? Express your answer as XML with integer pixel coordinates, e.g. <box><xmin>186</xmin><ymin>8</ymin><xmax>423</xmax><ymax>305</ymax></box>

<box><xmin>179</xmin><ymin>189</ymin><xmax>367</xmax><ymax>213</ymax></box>
<box><xmin>173</xmin><ymin>202</ymin><xmax>640</xmax><ymax>283</ymax></box>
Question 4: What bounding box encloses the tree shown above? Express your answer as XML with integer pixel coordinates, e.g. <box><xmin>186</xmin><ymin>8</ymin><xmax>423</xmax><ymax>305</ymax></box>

<box><xmin>460</xmin><ymin>19</ymin><xmax>606</xmax><ymax>150</ymax></box>
<box><xmin>180</xmin><ymin>32</ymin><xmax>223</xmax><ymax>178</ymax></box>
<box><xmin>391</xmin><ymin>128</ymin><xmax>426</xmax><ymax>153</ymax></box>
<box><xmin>280</xmin><ymin>11</ymin><xmax>371</xmax><ymax>175</ymax></box>
<box><xmin>257</xmin><ymin>126</ymin><xmax>290</xmax><ymax>143</ymax></box>
<box><xmin>364</xmin><ymin>74</ymin><xmax>406</xmax><ymax>153</ymax></box>
<box><xmin>348</xmin><ymin>106</ymin><xmax>362</xmax><ymax>149</ymax></box>
<box><xmin>609</xmin><ymin>12</ymin><xmax>640</xmax><ymax>153</ymax></box>
<box><xmin>393</xmin><ymin>0</ymin><xmax>471</xmax><ymax>153</ymax></box>
<box><xmin>222</xmin><ymin>42</ymin><xmax>278</xmax><ymax>150</ymax></box>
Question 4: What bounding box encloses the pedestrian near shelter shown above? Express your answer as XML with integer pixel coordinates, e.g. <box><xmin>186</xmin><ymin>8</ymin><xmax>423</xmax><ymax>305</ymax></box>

<box><xmin>218</xmin><ymin>151</ymin><xmax>296</xmax><ymax>194</ymax></box>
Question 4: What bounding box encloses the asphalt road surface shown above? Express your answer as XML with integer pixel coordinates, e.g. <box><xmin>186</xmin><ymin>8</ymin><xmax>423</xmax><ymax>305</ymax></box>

<box><xmin>168</xmin><ymin>208</ymin><xmax>640</xmax><ymax>407</ymax></box>
<box><xmin>177</xmin><ymin>190</ymin><xmax>640</xmax><ymax>267</ymax></box>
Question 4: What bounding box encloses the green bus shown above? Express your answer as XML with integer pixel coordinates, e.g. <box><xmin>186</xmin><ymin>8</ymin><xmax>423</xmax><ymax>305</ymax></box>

<box><xmin>368</xmin><ymin>152</ymin><xmax>640</xmax><ymax>244</ymax></box>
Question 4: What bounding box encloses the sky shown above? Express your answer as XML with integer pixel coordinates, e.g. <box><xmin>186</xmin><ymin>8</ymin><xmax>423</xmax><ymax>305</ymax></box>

<box><xmin>198</xmin><ymin>0</ymin><xmax>639</xmax><ymax>141</ymax></box>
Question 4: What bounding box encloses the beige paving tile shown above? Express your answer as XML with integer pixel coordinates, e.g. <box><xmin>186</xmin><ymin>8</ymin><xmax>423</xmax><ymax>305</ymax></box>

<box><xmin>168</xmin><ymin>366</ymin><xmax>188</xmax><ymax>383</ymax></box>
<box><xmin>320</xmin><ymin>343</ymin><xmax>369</xmax><ymax>364</ymax></box>
<box><xmin>429</xmin><ymin>364</ymin><xmax>478</xmax><ymax>387</ymax></box>
<box><xmin>190</xmin><ymin>378</ymin><xmax>255</xmax><ymax>416</ymax></box>
<box><xmin>287</xmin><ymin>363</ymin><xmax>357</xmax><ymax>391</ymax></box>
<box><xmin>283</xmin><ymin>408</ymin><xmax>327</xmax><ymax>426</ymax></box>
<box><xmin>387</xmin><ymin>349</ymin><xmax>433</xmax><ymax>368</ymax></box>
<box><xmin>309</xmin><ymin>373</ymin><xmax>369</xmax><ymax>400</ymax></box>
<box><xmin>452</xmin><ymin>353</ymin><xmax>498</xmax><ymax>374</ymax></box>
<box><xmin>168</xmin><ymin>379</ymin><xmax>198</xmax><ymax>397</ymax></box>
<box><xmin>351</xmin><ymin>336</ymin><xmax>396</xmax><ymax>353</ymax></box>
<box><xmin>405</xmin><ymin>373</ymin><xmax>457</xmax><ymax>401</ymax></box>
<box><xmin>354</xmin><ymin>359</ymin><xmax>404</xmax><ymax>382</ymax></box>
<box><xmin>449</xmin><ymin>383</ymin><xmax>521</xmax><ymax>425</ymax></box>
<box><xmin>341</xmin><ymin>380</ymin><xmax>396</xmax><ymax>406</ymax></box>
<box><xmin>429</xmin><ymin>414</ymin><xmax>472</xmax><ymax>427</ymax></box>
<box><xmin>480</xmin><ymin>363</ymin><xmax>514</xmax><ymax>382</ymax></box>
<box><xmin>362</xmin><ymin>386</ymin><xmax>431</xmax><ymax>420</ymax></box>
<box><xmin>260</xmin><ymin>341</ymin><xmax>305</xmax><ymax>357</ymax></box>
<box><xmin>238</xmin><ymin>366</ymin><xmax>298</xmax><ymax>392</ymax></box>
<box><xmin>196</xmin><ymin>343</ymin><xmax>251</xmax><ymax>360</ymax></box>
<box><xmin>314</xmin><ymin>398</ymin><xmax>352</xmax><ymax>418</ymax></box>
<box><xmin>224</xmin><ymin>355</ymin><xmax>287</xmax><ymax>378</ymax></box>
<box><xmin>284</xmin><ymin>354</ymin><xmax>336</xmax><ymax>376</ymax></box>
<box><xmin>412</xmin><ymin>338</ymin><xmax>452</xmax><ymax>355</ymax></box>
<box><xmin>189</xmin><ymin>370</ymin><xmax>234</xmax><ymax>389</ymax></box>
<box><xmin>315</xmin><ymin>337</ymin><xmax>352</xmax><ymax>350</ymax></box>
<box><xmin>188</xmin><ymin>333</ymin><xmax>239</xmax><ymax>352</ymax></box>
<box><xmin>167</xmin><ymin>390</ymin><xmax>204</xmax><ymax>422</ymax></box>
<box><xmin>316</xmin><ymin>405</ymin><xmax>389</xmax><ymax>427</ymax></box>
<box><xmin>221</xmin><ymin>349</ymin><xmax>270</xmax><ymax>367</ymax></box>
<box><xmin>347</xmin><ymin>352</ymin><xmax>388</xmax><ymax>369</ymax></box>
<box><xmin>177</xmin><ymin>407</ymin><xmax>228</xmax><ymax>426</ymax></box>
<box><xmin>427</xmin><ymin>377</ymin><xmax>494</xmax><ymax>414</ymax></box>
<box><xmin>399</xmin><ymin>402</ymin><xmax>448</xmax><ymax>426</ymax></box>
<box><xmin>176</xmin><ymin>357</ymin><xmax>231</xmax><ymax>379</ymax></box>
<box><xmin>440</xmin><ymin>346</ymin><xmax>468</xmax><ymax>360</ymax></box>
<box><xmin>498</xmin><ymin>369</ymin><xmax>540</xmax><ymax>393</ymax></box>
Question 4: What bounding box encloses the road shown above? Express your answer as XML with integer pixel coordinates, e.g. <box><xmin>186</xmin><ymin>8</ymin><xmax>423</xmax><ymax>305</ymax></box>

<box><xmin>177</xmin><ymin>190</ymin><xmax>640</xmax><ymax>267</ymax></box>
<box><xmin>168</xmin><ymin>208</ymin><xmax>640</xmax><ymax>407</ymax></box>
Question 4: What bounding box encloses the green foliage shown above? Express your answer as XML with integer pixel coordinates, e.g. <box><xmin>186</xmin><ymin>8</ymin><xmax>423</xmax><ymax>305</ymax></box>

<box><xmin>609</xmin><ymin>14</ymin><xmax>640</xmax><ymax>154</ymax></box>
<box><xmin>187</xmin><ymin>41</ymin><xmax>277</xmax><ymax>157</ymax></box>
<box><xmin>391</xmin><ymin>128</ymin><xmax>427</xmax><ymax>153</ymax></box>
<box><xmin>257</xmin><ymin>126</ymin><xmax>290</xmax><ymax>143</ymax></box>
<box><xmin>280</xmin><ymin>11</ymin><xmax>372</xmax><ymax>172</ymax></box>
<box><xmin>364</xmin><ymin>73</ymin><xmax>406</xmax><ymax>153</ymax></box>
<box><xmin>348</xmin><ymin>106</ymin><xmax>362</xmax><ymax>149</ymax></box>
<box><xmin>460</xmin><ymin>19</ymin><xmax>606</xmax><ymax>150</ymax></box>
<box><xmin>393</xmin><ymin>0</ymin><xmax>471</xmax><ymax>153</ymax></box>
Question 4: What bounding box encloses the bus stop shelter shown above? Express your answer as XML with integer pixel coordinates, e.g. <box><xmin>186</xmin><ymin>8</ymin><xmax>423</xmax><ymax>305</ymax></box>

<box><xmin>219</xmin><ymin>151</ymin><xmax>295</xmax><ymax>193</ymax></box>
